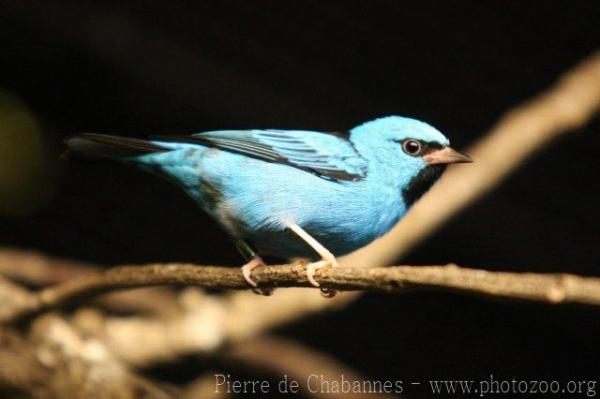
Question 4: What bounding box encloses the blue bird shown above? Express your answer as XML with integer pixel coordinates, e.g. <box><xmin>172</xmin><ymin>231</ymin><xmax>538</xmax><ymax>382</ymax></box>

<box><xmin>65</xmin><ymin>116</ymin><xmax>471</xmax><ymax>295</ymax></box>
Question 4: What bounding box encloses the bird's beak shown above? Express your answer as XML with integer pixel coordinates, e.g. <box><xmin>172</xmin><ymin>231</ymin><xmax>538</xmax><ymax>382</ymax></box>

<box><xmin>424</xmin><ymin>146</ymin><xmax>473</xmax><ymax>165</ymax></box>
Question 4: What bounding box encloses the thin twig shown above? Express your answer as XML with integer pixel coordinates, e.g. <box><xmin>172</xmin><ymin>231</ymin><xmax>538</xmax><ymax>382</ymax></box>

<box><xmin>0</xmin><ymin>248</ymin><xmax>179</xmax><ymax>315</ymax></box>
<box><xmin>4</xmin><ymin>262</ymin><xmax>600</xmax><ymax>323</ymax></box>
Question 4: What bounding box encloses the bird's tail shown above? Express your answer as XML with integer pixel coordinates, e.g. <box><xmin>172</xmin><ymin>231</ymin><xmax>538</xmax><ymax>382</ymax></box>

<box><xmin>63</xmin><ymin>133</ymin><xmax>167</xmax><ymax>161</ymax></box>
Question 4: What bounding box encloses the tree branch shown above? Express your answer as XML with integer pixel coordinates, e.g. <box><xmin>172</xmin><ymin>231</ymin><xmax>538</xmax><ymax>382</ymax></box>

<box><xmin>0</xmin><ymin>248</ymin><xmax>180</xmax><ymax>316</ymax></box>
<box><xmin>4</xmin><ymin>262</ymin><xmax>600</xmax><ymax>323</ymax></box>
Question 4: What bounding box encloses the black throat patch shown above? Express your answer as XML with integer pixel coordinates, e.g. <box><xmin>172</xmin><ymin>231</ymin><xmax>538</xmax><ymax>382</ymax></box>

<box><xmin>402</xmin><ymin>165</ymin><xmax>446</xmax><ymax>208</ymax></box>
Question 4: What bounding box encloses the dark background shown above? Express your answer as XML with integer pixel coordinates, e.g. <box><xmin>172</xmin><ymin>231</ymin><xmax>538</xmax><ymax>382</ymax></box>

<box><xmin>1</xmin><ymin>1</ymin><xmax>599</xmax><ymax>397</ymax></box>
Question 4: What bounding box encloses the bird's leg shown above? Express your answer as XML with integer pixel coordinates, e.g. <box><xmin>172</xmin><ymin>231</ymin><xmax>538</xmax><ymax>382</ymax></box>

<box><xmin>285</xmin><ymin>221</ymin><xmax>339</xmax><ymax>297</ymax></box>
<box><xmin>236</xmin><ymin>239</ymin><xmax>273</xmax><ymax>296</ymax></box>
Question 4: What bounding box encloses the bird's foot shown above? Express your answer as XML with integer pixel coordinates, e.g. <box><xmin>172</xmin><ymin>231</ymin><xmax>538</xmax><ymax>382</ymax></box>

<box><xmin>241</xmin><ymin>256</ymin><xmax>274</xmax><ymax>296</ymax></box>
<box><xmin>283</xmin><ymin>221</ymin><xmax>340</xmax><ymax>298</ymax></box>
<box><xmin>306</xmin><ymin>257</ymin><xmax>339</xmax><ymax>298</ymax></box>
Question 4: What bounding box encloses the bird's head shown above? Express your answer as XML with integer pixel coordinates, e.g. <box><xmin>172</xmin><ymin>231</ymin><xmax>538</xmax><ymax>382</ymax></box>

<box><xmin>350</xmin><ymin>116</ymin><xmax>472</xmax><ymax>207</ymax></box>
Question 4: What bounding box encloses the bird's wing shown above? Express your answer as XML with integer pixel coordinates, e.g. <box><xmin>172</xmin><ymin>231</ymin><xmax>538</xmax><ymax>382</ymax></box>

<box><xmin>154</xmin><ymin>130</ymin><xmax>368</xmax><ymax>182</ymax></box>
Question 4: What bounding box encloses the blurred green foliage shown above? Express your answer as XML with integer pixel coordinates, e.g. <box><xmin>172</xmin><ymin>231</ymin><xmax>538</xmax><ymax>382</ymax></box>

<box><xmin>0</xmin><ymin>89</ymin><xmax>58</xmax><ymax>216</ymax></box>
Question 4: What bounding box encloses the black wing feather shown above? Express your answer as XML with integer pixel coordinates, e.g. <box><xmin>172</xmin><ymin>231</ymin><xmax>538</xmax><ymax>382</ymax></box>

<box><xmin>64</xmin><ymin>133</ymin><xmax>166</xmax><ymax>160</ymax></box>
<box><xmin>153</xmin><ymin>130</ymin><xmax>367</xmax><ymax>182</ymax></box>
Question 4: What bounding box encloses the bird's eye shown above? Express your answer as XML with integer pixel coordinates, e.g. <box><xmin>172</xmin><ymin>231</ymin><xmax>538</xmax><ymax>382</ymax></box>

<box><xmin>402</xmin><ymin>139</ymin><xmax>422</xmax><ymax>156</ymax></box>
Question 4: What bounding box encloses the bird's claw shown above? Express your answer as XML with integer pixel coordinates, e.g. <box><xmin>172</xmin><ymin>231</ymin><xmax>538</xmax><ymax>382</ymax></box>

<box><xmin>241</xmin><ymin>258</ymin><xmax>261</xmax><ymax>287</ymax></box>
<box><xmin>241</xmin><ymin>256</ymin><xmax>275</xmax><ymax>296</ymax></box>
<box><xmin>306</xmin><ymin>260</ymin><xmax>327</xmax><ymax>287</ymax></box>
<box><xmin>306</xmin><ymin>258</ymin><xmax>339</xmax><ymax>298</ymax></box>
<box><xmin>319</xmin><ymin>287</ymin><xmax>338</xmax><ymax>298</ymax></box>
<box><xmin>252</xmin><ymin>287</ymin><xmax>275</xmax><ymax>296</ymax></box>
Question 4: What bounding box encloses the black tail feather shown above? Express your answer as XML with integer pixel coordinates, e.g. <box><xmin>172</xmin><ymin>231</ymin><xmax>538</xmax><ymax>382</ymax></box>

<box><xmin>63</xmin><ymin>133</ymin><xmax>167</xmax><ymax>161</ymax></box>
